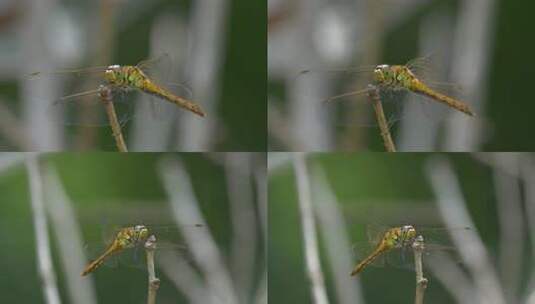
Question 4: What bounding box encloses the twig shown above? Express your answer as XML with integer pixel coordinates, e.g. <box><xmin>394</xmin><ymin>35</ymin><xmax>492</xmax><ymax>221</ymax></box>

<box><xmin>368</xmin><ymin>85</ymin><xmax>396</xmax><ymax>152</ymax></box>
<box><xmin>293</xmin><ymin>153</ymin><xmax>329</xmax><ymax>304</ymax></box>
<box><xmin>413</xmin><ymin>235</ymin><xmax>428</xmax><ymax>304</ymax></box>
<box><xmin>145</xmin><ymin>235</ymin><xmax>160</xmax><ymax>304</ymax></box>
<box><xmin>26</xmin><ymin>154</ymin><xmax>62</xmax><ymax>304</ymax></box>
<box><xmin>99</xmin><ymin>85</ymin><xmax>128</xmax><ymax>152</ymax></box>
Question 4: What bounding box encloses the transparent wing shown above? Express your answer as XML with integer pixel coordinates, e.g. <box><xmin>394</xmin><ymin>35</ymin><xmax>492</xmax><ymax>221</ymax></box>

<box><xmin>295</xmin><ymin>66</ymin><xmax>414</xmax><ymax>129</ymax></box>
<box><xmin>116</xmin><ymin>240</ymin><xmax>195</xmax><ymax>270</ymax></box>
<box><xmin>27</xmin><ymin>66</ymin><xmax>136</xmax><ymax>126</ymax></box>
<box><xmin>365</xmin><ymin>223</ymin><xmax>389</xmax><ymax>244</ymax></box>
<box><xmin>49</xmin><ymin>88</ymin><xmax>135</xmax><ymax>126</ymax></box>
<box><xmin>416</xmin><ymin>226</ymin><xmax>471</xmax><ymax>246</ymax></box>
<box><xmin>133</xmin><ymin>53</ymin><xmax>196</xmax><ymax>121</ymax></box>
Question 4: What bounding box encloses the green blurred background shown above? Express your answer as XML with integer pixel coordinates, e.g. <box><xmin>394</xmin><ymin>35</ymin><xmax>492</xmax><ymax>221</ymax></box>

<box><xmin>0</xmin><ymin>0</ymin><xmax>266</xmax><ymax>151</ymax></box>
<box><xmin>0</xmin><ymin>152</ymin><xmax>265</xmax><ymax>303</ymax></box>
<box><xmin>268</xmin><ymin>153</ymin><xmax>533</xmax><ymax>304</ymax></box>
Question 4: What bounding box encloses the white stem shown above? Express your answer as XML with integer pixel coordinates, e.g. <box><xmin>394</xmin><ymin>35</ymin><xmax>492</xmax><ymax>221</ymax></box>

<box><xmin>427</xmin><ymin>254</ymin><xmax>476</xmax><ymax>304</ymax></box>
<box><xmin>293</xmin><ymin>153</ymin><xmax>329</xmax><ymax>304</ymax></box>
<box><xmin>157</xmin><ymin>251</ymin><xmax>208</xmax><ymax>304</ymax></box>
<box><xmin>178</xmin><ymin>0</ymin><xmax>229</xmax><ymax>150</ymax></box>
<box><xmin>26</xmin><ymin>154</ymin><xmax>61</xmax><ymax>304</ymax></box>
<box><xmin>159</xmin><ymin>158</ymin><xmax>238</xmax><ymax>304</ymax></box>
<box><xmin>43</xmin><ymin>167</ymin><xmax>97</xmax><ymax>304</ymax></box>
<box><xmin>225</xmin><ymin>153</ymin><xmax>256</xmax><ymax>303</ymax></box>
<box><xmin>310</xmin><ymin>166</ymin><xmax>365</xmax><ymax>304</ymax></box>
<box><xmin>443</xmin><ymin>0</ymin><xmax>497</xmax><ymax>150</ymax></box>
<box><xmin>425</xmin><ymin>156</ymin><xmax>505</xmax><ymax>304</ymax></box>
<box><xmin>493</xmin><ymin>154</ymin><xmax>523</xmax><ymax>304</ymax></box>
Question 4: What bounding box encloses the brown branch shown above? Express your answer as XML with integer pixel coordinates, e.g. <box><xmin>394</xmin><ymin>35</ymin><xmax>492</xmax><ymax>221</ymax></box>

<box><xmin>413</xmin><ymin>235</ymin><xmax>428</xmax><ymax>304</ymax></box>
<box><xmin>99</xmin><ymin>85</ymin><xmax>128</xmax><ymax>152</ymax></box>
<box><xmin>368</xmin><ymin>85</ymin><xmax>396</xmax><ymax>152</ymax></box>
<box><xmin>145</xmin><ymin>235</ymin><xmax>160</xmax><ymax>304</ymax></box>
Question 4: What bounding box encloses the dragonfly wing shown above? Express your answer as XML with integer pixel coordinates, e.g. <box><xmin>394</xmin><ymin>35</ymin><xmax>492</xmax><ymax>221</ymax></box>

<box><xmin>365</xmin><ymin>223</ymin><xmax>389</xmax><ymax>244</ymax></box>
<box><xmin>25</xmin><ymin>66</ymin><xmax>108</xmax><ymax>82</ymax></box>
<box><xmin>50</xmin><ymin>88</ymin><xmax>135</xmax><ymax>127</ymax></box>
<box><xmin>380</xmin><ymin>247</ymin><xmax>416</xmax><ymax>271</ymax></box>
<box><xmin>416</xmin><ymin>226</ymin><xmax>471</xmax><ymax>246</ymax></box>
<box><xmin>135</xmin><ymin>53</ymin><xmax>195</xmax><ymax>121</ymax></box>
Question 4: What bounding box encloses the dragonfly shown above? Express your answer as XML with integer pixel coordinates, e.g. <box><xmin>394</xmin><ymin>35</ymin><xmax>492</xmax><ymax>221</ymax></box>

<box><xmin>81</xmin><ymin>223</ymin><xmax>202</xmax><ymax>276</ymax></box>
<box><xmin>299</xmin><ymin>58</ymin><xmax>475</xmax><ymax>127</ymax></box>
<box><xmin>28</xmin><ymin>55</ymin><xmax>205</xmax><ymax>126</ymax></box>
<box><xmin>350</xmin><ymin>224</ymin><xmax>468</xmax><ymax>276</ymax></box>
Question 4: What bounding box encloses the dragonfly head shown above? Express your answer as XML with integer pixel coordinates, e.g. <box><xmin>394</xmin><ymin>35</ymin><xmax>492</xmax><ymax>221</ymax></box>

<box><xmin>104</xmin><ymin>65</ymin><xmax>122</xmax><ymax>85</ymax></box>
<box><xmin>134</xmin><ymin>225</ymin><xmax>149</xmax><ymax>242</ymax></box>
<box><xmin>400</xmin><ymin>225</ymin><xmax>417</xmax><ymax>245</ymax></box>
<box><xmin>373</xmin><ymin>64</ymin><xmax>390</xmax><ymax>84</ymax></box>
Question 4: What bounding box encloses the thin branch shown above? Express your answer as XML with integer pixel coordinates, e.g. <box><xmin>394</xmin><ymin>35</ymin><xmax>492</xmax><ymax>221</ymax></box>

<box><xmin>99</xmin><ymin>85</ymin><xmax>128</xmax><ymax>152</ymax></box>
<box><xmin>293</xmin><ymin>153</ymin><xmax>329</xmax><ymax>304</ymax></box>
<box><xmin>26</xmin><ymin>154</ymin><xmax>61</xmax><ymax>304</ymax></box>
<box><xmin>413</xmin><ymin>235</ymin><xmax>428</xmax><ymax>304</ymax></box>
<box><xmin>145</xmin><ymin>235</ymin><xmax>160</xmax><ymax>304</ymax></box>
<box><xmin>368</xmin><ymin>85</ymin><xmax>396</xmax><ymax>152</ymax></box>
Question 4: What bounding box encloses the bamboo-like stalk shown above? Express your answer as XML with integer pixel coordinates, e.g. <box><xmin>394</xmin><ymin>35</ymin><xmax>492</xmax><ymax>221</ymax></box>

<box><xmin>99</xmin><ymin>85</ymin><xmax>128</xmax><ymax>152</ymax></box>
<box><xmin>145</xmin><ymin>235</ymin><xmax>160</xmax><ymax>304</ymax></box>
<box><xmin>368</xmin><ymin>85</ymin><xmax>396</xmax><ymax>152</ymax></box>
<box><xmin>413</xmin><ymin>235</ymin><xmax>428</xmax><ymax>304</ymax></box>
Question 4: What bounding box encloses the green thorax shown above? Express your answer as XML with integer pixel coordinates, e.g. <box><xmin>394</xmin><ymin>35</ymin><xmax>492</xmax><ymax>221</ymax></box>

<box><xmin>114</xmin><ymin>225</ymin><xmax>149</xmax><ymax>249</ymax></box>
<box><xmin>373</xmin><ymin>65</ymin><xmax>417</xmax><ymax>89</ymax></box>
<box><xmin>382</xmin><ymin>225</ymin><xmax>417</xmax><ymax>249</ymax></box>
<box><xmin>104</xmin><ymin>65</ymin><xmax>147</xmax><ymax>89</ymax></box>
